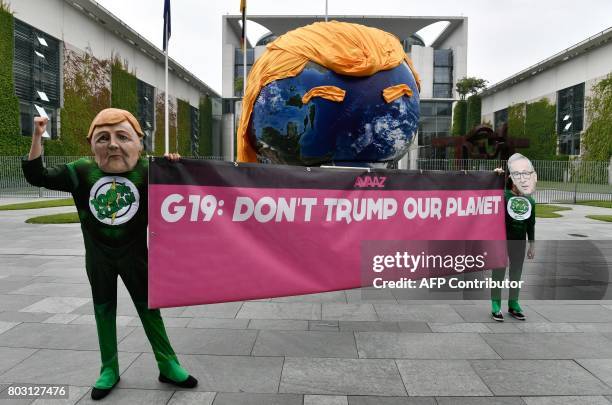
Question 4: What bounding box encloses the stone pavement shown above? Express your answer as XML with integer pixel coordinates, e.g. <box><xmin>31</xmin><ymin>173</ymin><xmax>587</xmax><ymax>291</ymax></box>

<box><xmin>0</xmin><ymin>200</ymin><xmax>612</xmax><ymax>404</ymax></box>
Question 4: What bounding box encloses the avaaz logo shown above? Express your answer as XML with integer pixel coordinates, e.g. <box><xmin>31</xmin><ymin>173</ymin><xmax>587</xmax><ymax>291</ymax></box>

<box><xmin>354</xmin><ymin>176</ymin><xmax>387</xmax><ymax>188</ymax></box>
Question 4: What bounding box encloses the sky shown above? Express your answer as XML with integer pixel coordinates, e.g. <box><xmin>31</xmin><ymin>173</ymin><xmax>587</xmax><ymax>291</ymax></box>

<box><xmin>95</xmin><ymin>0</ymin><xmax>612</xmax><ymax>95</ymax></box>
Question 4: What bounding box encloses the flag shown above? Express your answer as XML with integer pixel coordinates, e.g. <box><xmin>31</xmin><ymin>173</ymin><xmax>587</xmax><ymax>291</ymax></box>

<box><xmin>240</xmin><ymin>0</ymin><xmax>246</xmax><ymax>48</ymax></box>
<box><xmin>163</xmin><ymin>0</ymin><xmax>171</xmax><ymax>51</ymax></box>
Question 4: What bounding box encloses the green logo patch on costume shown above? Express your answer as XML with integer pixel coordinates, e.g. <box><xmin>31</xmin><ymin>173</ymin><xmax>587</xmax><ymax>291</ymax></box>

<box><xmin>89</xmin><ymin>176</ymin><xmax>140</xmax><ymax>225</ymax></box>
<box><xmin>507</xmin><ymin>196</ymin><xmax>531</xmax><ymax>221</ymax></box>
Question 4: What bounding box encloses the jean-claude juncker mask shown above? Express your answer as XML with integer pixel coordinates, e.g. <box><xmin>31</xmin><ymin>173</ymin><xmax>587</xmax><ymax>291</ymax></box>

<box><xmin>508</xmin><ymin>153</ymin><xmax>537</xmax><ymax>196</ymax></box>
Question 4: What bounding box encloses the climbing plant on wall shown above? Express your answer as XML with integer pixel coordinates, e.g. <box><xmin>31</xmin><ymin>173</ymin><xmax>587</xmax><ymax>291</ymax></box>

<box><xmin>523</xmin><ymin>98</ymin><xmax>557</xmax><ymax>160</ymax></box>
<box><xmin>583</xmin><ymin>75</ymin><xmax>612</xmax><ymax>161</ymax></box>
<box><xmin>45</xmin><ymin>46</ymin><xmax>111</xmax><ymax>156</ymax></box>
<box><xmin>154</xmin><ymin>92</ymin><xmax>177</xmax><ymax>155</ymax></box>
<box><xmin>111</xmin><ymin>56</ymin><xmax>138</xmax><ymax>116</ymax></box>
<box><xmin>451</xmin><ymin>100</ymin><xmax>467</xmax><ymax>136</ymax></box>
<box><xmin>466</xmin><ymin>95</ymin><xmax>482</xmax><ymax>130</ymax></box>
<box><xmin>0</xmin><ymin>5</ymin><xmax>27</xmax><ymax>155</ymax></box>
<box><xmin>507</xmin><ymin>103</ymin><xmax>526</xmax><ymax>138</ymax></box>
<box><xmin>176</xmin><ymin>98</ymin><xmax>192</xmax><ymax>156</ymax></box>
<box><xmin>199</xmin><ymin>95</ymin><xmax>213</xmax><ymax>156</ymax></box>
<box><xmin>506</xmin><ymin>100</ymin><xmax>561</xmax><ymax>160</ymax></box>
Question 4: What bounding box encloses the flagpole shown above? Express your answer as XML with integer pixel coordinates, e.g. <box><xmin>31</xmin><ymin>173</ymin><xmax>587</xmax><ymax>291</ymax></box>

<box><xmin>242</xmin><ymin>4</ymin><xmax>247</xmax><ymax>96</ymax></box>
<box><xmin>325</xmin><ymin>0</ymin><xmax>328</xmax><ymax>22</ymax></box>
<box><xmin>164</xmin><ymin>22</ymin><xmax>169</xmax><ymax>155</ymax></box>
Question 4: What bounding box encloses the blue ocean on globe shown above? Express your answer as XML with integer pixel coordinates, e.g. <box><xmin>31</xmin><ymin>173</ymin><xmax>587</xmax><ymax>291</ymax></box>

<box><xmin>248</xmin><ymin>61</ymin><xmax>420</xmax><ymax>167</ymax></box>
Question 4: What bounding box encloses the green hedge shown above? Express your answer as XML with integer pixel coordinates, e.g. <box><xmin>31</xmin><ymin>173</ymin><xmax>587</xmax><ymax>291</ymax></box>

<box><xmin>507</xmin><ymin>100</ymin><xmax>561</xmax><ymax>160</ymax></box>
<box><xmin>0</xmin><ymin>8</ymin><xmax>28</xmax><ymax>155</ymax></box>
<box><xmin>111</xmin><ymin>58</ymin><xmax>138</xmax><ymax>116</ymax></box>
<box><xmin>507</xmin><ymin>103</ymin><xmax>526</xmax><ymax>137</ymax></box>
<box><xmin>176</xmin><ymin>98</ymin><xmax>192</xmax><ymax>156</ymax></box>
<box><xmin>583</xmin><ymin>75</ymin><xmax>612</xmax><ymax>161</ymax></box>
<box><xmin>154</xmin><ymin>94</ymin><xmax>177</xmax><ymax>155</ymax></box>
<box><xmin>466</xmin><ymin>95</ymin><xmax>481</xmax><ymax>130</ymax></box>
<box><xmin>199</xmin><ymin>95</ymin><xmax>213</xmax><ymax>156</ymax></box>
<box><xmin>45</xmin><ymin>50</ymin><xmax>111</xmax><ymax>155</ymax></box>
<box><xmin>451</xmin><ymin>100</ymin><xmax>467</xmax><ymax>135</ymax></box>
<box><xmin>523</xmin><ymin>99</ymin><xmax>557</xmax><ymax>160</ymax></box>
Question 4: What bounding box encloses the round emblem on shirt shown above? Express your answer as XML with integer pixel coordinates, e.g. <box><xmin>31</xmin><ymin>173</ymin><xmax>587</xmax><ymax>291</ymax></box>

<box><xmin>507</xmin><ymin>196</ymin><xmax>531</xmax><ymax>221</ymax></box>
<box><xmin>89</xmin><ymin>176</ymin><xmax>139</xmax><ymax>225</ymax></box>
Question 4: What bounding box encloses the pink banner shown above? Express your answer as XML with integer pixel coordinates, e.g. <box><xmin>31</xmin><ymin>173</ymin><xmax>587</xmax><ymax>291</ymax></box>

<box><xmin>148</xmin><ymin>159</ymin><xmax>507</xmax><ymax>308</ymax></box>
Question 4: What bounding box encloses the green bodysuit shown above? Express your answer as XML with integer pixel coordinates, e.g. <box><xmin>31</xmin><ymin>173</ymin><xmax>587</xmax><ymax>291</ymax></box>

<box><xmin>22</xmin><ymin>156</ymin><xmax>189</xmax><ymax>389</ymax></box>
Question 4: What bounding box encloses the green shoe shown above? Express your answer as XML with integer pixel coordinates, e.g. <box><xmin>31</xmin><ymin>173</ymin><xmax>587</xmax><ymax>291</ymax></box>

<box><xmin>91</xmin><ymin>376</ymin><xmax>119</xmax><ymax>400</ymax></box>
<box><xmin>158</xmin><ymin>359</ymin><xmax>190</xmax><ymax>384</ymax></box>
<box><xmin>94</xmin><ymin>366</ymin><xmax>119</xmax><ymax>390</ymax></box>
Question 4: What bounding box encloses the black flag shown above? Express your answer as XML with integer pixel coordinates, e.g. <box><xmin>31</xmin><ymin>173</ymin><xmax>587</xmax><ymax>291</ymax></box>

<box><xmin>163</xmin><ymin>0</ymin><xmax>171</xmax><ymax>51</ymax></box>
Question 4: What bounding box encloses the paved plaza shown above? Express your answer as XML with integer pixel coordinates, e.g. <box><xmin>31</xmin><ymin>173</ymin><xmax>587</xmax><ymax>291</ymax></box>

<box><xmin>0</xmin><ymin>199</ymin><xmax>612</xmax><ymax>404</ymax></box>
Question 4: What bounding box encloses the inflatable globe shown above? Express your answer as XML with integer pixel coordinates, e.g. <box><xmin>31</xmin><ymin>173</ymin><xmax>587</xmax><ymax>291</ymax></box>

<box><xmin>247</xmin><ymin>61</ymin><xmax>420</xmax><ymax>167</ymax></box>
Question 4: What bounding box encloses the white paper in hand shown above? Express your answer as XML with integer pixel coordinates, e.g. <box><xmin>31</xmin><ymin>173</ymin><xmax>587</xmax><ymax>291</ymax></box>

<box><xmin>34</xmin><ymin>104</ymin><xmax>51</xmax><ymax>139</ymax></box>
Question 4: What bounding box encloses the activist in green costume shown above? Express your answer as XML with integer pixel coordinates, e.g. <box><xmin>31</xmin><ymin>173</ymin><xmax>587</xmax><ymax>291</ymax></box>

<box><xmin>22</xmin><ymin>109</ymin><xmax>197</xmax><ymax>400</ymax></box>
<box><xmin>491</xmin><ymin>153</ymin><xmax>536</xmax><ymax>322</ymax></box>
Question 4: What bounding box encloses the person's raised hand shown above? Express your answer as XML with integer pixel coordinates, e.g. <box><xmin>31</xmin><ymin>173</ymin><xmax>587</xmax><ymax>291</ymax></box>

<box><xmin>33</xmin><ymin>116</ymin><xmax>48</xmax><ymax>138</ymax></box>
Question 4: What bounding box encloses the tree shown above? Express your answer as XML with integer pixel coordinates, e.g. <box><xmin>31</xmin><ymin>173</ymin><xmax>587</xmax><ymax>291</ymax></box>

<box><xmin>234</xmin><ymin>77</ymin><xmax>244</xmax><ymax>95</ymax></box>
<box><xmin>466</xmin><ymin>94</ymin><xmax>482</xmax><ymax>130</ymax></box>
<box><xmin>455</xmin><ymin>77</ymin><xmax>488</xmax><ymax>100</ymax></box>
<box><xmin>583</xmin><ymin>74</ymin><xmax>612</xmax><ymax>161</ymax></box>
<box><xmin>452</xmin><ymin>101</ymin><xmax>467</xmax><ymax>135</ymax></box>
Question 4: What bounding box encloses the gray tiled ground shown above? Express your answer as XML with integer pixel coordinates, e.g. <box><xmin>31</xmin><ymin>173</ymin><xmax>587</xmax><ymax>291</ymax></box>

<box><xmin>118</xmin><ymin>327</ymin><xmax>257</xmax><ymax>355</ymax></box>
<box><xmin>279</xmin><ymin>357</ymin><xmax>407</xmax><ymax>396</ymax></box>
<box><xmin>252</xmin><ymin>330</ymin><xmax>358</xmax><ymax>358</ymax></box>
<box><xmin>355</xmin><ymin>332</ymin><xmax>500</xmax><ymax>359</ymax></box>
<box><xmin>1</xmin><ymin>202</ymin><xmax>612</xmax><ymax>403</ymax></box>
<box><xmin>396</xmin><ymin>360</ymin><xmax>492</xmax><ymax>396</ymax></box>
<box><xmin>470</xmin><ymin>360</ymin><xmax>612</xmax><ymax>396</ymax></box>
<box><xmin>119</xmin><ymin>353</ymin><xmax>283</xmax><ymax>392</ymax></box>
<box><xmin>0</xmin><ymin>349</ymin><xmax>140</xmax><ymax>386</ymax></box>
<box><xmin>480</xmin><ymin>332</ymin><xmax>612</xmax><ymax>359</ymax></box>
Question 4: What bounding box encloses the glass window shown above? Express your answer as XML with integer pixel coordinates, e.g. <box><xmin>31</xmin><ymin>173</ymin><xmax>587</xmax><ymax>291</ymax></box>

<box><xmin>234</xmin><ymin>48</ymin><xmax>254</xmax><ymax>64</ymax></box>
<box><xmin>435</xmin><ymin>102</ymin><xmax>452</xmax><ymax>116</ymax></box>
<box><xmin>557</xmin><ymin>83</ymin><xmax>584</xmax><ymax>155</ymax></box>
<box><xmin>420</xmin><ymin>117</ymin><xmax>437</xmax><ymax>134</ymax></box>
<box><xmin>420</xmin><ymin>101</ymin><xmax>435</xmax><ymax>116</ymax></box>
<box><xmin>434</xmin><ymin>49</ymin><xmax>453</xmax><ymax>67</ymax></box>
<box><xmin>494</xmin><ymin>108</ymin><xmax>508</xmax><ymax>131</ymax></box>
<box><xmin>190</xmin><ymin>105</ymin><xmax>199</xmax><ymax>156</ymax></box>
<box><xmin>14</xmin><ymin>19</ymin><xmax>61</xmax><ymax>136</ymax></box>
<box><xmin>559</xmin><ymin>133</ymin><xmax>580</xmax><ymax>155</ymax></box>
<box><xmin>418</xmin><ymin>101</ymin><xmax>452</xmax><ymax>152</ymax></box>
<box><xmin>234</xmin><ymin>47</ymin><xmax>254</xmax><ymax>96</ymax></box>
<box><xmin>434</xmin><ymin>67</ymin><xmax>452</xmax><ymax>84</ymax></box>
<box><xmin>433</xmin><ymin>84</ymin><xmax>452</xmax><ymax>98</ymax></box>
<box><xmin>436</xmin><ymin>117</ymin><xmax>451</xmax><ymax>136</ymax></box>
<box><xmin>234</xmin><ymin>65</ymin><xmax>253</xmax><ymax>79</ymax></box>
<box><xmin>137</xmin><ymin>79</ymin><xmax>155</xmax><ymax>152</ymax></box>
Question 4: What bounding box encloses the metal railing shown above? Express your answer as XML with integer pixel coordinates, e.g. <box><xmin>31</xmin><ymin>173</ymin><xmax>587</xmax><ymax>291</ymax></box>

<box><xmin>1</xmin><ymin>156</ymin><xmax>611</xmax><ymax>203</ymax></box>
<box><xmin>0</xmin><ymin>155</ymin><xmax>231</xmax><ymax>198</ymax></box>
<box><xmin>416</xmin><ymin>159</ymin><xmax>612</xmax><ymax>204</ymax></box>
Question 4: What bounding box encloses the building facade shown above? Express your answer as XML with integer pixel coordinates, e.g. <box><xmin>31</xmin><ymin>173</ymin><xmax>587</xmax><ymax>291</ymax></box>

<box><xmin>3</xmin><ymin>0</ymin><xmax>222</xmax><ymax>157</ymax></box>
<box><xmin>481</xmin><ymin>27</ymin><xmax>612</xmax><ymax>157</ymax></box>
<box><xmin>221</xmin><ymin>15</ymin><xmax>468</xmax><ymax>162</ymax></box>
